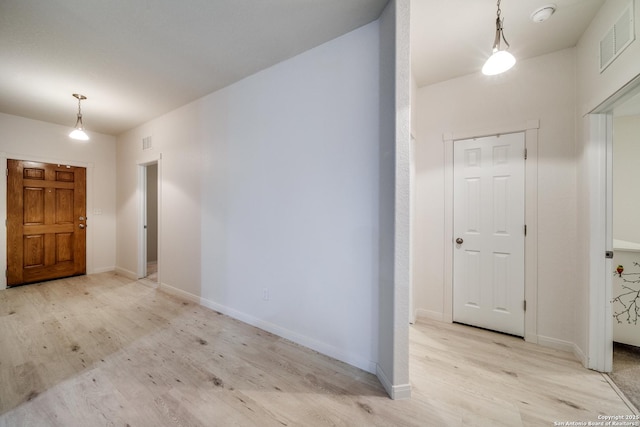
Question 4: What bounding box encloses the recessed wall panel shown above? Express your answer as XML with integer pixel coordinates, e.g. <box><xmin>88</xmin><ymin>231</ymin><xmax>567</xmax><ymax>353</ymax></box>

<box><xmin>493</xmin><ymin>252</ymin><xmax>509</xmax><ymax>312</ymax></box>
<box><xmin>466</xmin><ymin>178</ymin><xmax>480</xmax><ymax>233</ymax></box>
<box><xmin>493</xmin><ymin>176</ymin><xmax>509</xmax><ymax>235</ymax></box>
<box><xmin>465</xmin><ymin>250</ymin><xmax>481</xmax><ymax>307</ymax></box>
<box><xmin>465</xmin><ymin>148</ymin><xmax>481</xmax><ymax>168</ymax></box>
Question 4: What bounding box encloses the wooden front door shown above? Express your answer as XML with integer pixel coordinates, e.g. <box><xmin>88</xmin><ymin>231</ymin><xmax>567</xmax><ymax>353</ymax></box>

<box><xmin>7</xmin><ymin>160</ymin><xmax>87</xmax><ymax>286</ymax></box>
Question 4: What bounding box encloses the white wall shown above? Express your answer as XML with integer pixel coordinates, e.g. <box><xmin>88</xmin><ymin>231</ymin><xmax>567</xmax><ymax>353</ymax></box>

<box><xmin>413</xmin><ymin>49</ymin><xmax>578</xmax><ymax>348</ymax></box>
<box><xmin>0</xmin><ymin>112</ymin><xmax>117</xmax><ymax>288</ymax></box>
<box><xmin>117</xmin><ymin>22</ymin><xmax>389</xmax><ymax>375</ymax></box>
<box><xmin>613</xmin><ymin>115</ymin><xmax>640</xmax><ymax>243</ymax></box>
<box><xmin>577</xmin><ymin>0</ymin><xmax>640</xmax><ymax>116</ymax></box>
<box><xmin>377</xmin><ymin>0</ymin><xmax>411</xmax><ymax>399</ymax></box>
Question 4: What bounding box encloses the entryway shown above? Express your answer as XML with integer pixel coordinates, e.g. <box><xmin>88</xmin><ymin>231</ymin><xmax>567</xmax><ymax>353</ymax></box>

<box><xmin>603</xmin><ymin>84</ymin><xmax>640</xmax><ymax>410</ymax></box>
<box><xmin>452</xmin><ymin>133</ymin><xmax>526</xmax><ymax>337</ymax></box>
<box><xmin>139</xmin><ymin>161</ymin><xmax>159</xmax><ymax>283</ymax></box>
<box><xmin>6</xmin><ymin>159</ymin><xmax>87</xmax><ymax>286</ymax></box>
<box><xmin>589</xmin><ymin>73</ymin><xmax>640</xmax><ymax>410</ymax></box>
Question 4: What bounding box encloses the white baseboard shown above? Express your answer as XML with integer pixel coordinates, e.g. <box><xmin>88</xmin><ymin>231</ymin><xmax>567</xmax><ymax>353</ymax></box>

<box><xmin>159</xmin><ymin>281</ymin><xmax>201</xmax><ymax>304</ymax></box>
<box><xmin>376</xmin><ymin>364</ymin><xmax>411</xmax><ymax>400</ymax></box>
<box><xmin>537</xmin><ymin>335</ymin><xmax>576</xmax><ymax>354</ymax></box>
<box><xmin>114</xmin><ymin>267</ymin><xmax>137</xmax><ymax>280</ymax></box>
<box><xmin>414</xmin><ymin>308</ymin><xmax>443</xmax><ymax>322</ymax></box>
<box><xmin>90</xmin><ymin>266</ymin><xmax>115</xmax><ymax>274</ymax></box>
<box><xmin>157</xmin><ymin>281</ymin><xmax>378</xmax><ymax>375</ymax></box>
<box><xmin>572</xmin><ymin>342</ymin><xmax>588</xmax><ymax>367</ymax></box>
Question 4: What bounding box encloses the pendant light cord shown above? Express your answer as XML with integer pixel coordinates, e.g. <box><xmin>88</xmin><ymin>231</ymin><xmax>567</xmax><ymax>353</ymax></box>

<box><xmin>493</xmin><ymin>0</ymin><xmax>510</xmax><ymax>51</ymax></box>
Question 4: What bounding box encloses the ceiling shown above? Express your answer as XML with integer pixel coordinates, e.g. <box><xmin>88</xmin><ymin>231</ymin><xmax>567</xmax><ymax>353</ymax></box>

<box><xmin>0</xmin><ymin>0</ymin><xmax>388</xmax><ymax>135</ymax></box>
<box><xmin>411</xmin><ymin>0</ymin><xmax>605</xmax><ymax>87</ymax></box>
<box><xmin>0</xmin><ymin>0</ymin><xmax>614</xmax><ymax>136</ymax></box>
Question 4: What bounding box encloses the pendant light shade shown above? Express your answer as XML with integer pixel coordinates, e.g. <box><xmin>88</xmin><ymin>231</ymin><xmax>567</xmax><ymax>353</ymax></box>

<box><xmin>482</xmin><ymin>0</ymin><xmax>516</xmax><ymax>76</ymax></box>
<box><xmin>482</xmin><ymin>50</ymin><xmax>516</xmax><ymax>76</ymax></box>
<box><xmin>69</xmin><ymin>94</ymin><xmax>89</xmax><ymax>141</ymax></box>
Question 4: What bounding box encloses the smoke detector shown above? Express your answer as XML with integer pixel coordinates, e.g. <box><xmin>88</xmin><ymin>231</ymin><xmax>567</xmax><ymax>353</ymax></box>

<box><xmin>530</xmin><ymin>4</ymin><xmax>556</xmax><ymax>23</ymax></box>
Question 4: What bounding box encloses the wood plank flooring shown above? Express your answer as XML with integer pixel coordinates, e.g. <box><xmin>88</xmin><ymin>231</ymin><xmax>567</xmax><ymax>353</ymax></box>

<box><xmin>0</xmin><ymin>272</ymin><xmax>635</xmax><ymax>426</ymax></box>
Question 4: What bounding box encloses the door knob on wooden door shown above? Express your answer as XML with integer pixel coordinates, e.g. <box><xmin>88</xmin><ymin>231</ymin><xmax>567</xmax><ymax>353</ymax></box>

<box><xmin>79</xmin><ymin>224</ymin><xmax>85</xmax><ymax>229</ymax></box>
<box><xmin>455</xmin><ymin>238</ymin><xmax>463</xmax><ymax>245</ymax></box>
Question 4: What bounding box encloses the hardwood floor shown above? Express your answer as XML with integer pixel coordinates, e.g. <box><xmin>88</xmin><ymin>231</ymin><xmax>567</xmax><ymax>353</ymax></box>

<box><xmin>0</xmin><ymin>273</ymin><xmax>635</xmax><ymax>426</ymax></box>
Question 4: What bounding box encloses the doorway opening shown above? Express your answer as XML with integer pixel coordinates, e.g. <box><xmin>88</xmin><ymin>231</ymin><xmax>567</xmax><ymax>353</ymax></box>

<box><xmin>138</xmin><ymin>161</ymin><xmax>160</xmax><ymax>283</ymax></box>
<box><xmin>589</xmin><ymin>74</ymin><xmax>640</xmax><ymax>409</ymax></box>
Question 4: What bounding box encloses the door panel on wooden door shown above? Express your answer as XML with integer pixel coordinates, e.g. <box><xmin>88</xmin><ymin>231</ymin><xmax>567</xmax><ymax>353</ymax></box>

<box><xmin>453</xmin><ymin>133</ymin><xmax>525</xmax><ymax>336</ymax></box>
<box><xmin>7</xmin><ymin>160</ymin><xmax>86</xmax><ymax>286</ymax></box>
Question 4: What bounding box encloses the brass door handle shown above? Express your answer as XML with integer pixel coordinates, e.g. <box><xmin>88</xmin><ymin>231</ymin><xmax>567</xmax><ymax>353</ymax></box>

<box><xmin>79</xmin><ymin>224</ymin><xmax>85</xmax><ymax>229</ymax></box>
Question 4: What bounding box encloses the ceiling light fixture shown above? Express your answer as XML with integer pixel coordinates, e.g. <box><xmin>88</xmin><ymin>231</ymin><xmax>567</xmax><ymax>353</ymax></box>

<box><xmin>482</xmin><ymin>0</ymin><xmax>516</xmax><ymax>76</ymax></box>
<box><xmin>530</xmin><ymin>4</ymin><xmax>556</xmax><ymax>23</ymax></box>
<box><xmin>69</xmin><ymin>93</ymin><xmax>89</xmax><ymax>141</ymax></box>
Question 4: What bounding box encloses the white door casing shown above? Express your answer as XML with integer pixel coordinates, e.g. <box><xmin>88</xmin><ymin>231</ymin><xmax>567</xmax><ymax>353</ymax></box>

<box><xmin>453</xmin><ymin>133</ymin><xmax>525</xmax><ymax>336</ymax></box>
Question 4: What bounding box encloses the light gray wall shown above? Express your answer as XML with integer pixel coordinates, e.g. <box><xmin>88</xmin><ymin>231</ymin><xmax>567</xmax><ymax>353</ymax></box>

<box><xmin>116</xmin><ymin>21</ymin><xmax>396</xmax><ymax>376</ymax></box>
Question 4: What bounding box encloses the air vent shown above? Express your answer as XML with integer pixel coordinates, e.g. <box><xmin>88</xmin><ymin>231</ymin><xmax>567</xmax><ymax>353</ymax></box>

<box><xmin>142</xmin><ymin>136</ymin><xmax>152</xmax><ymax>151</ymax></box>
<box><xmin>600</xmin><ymin>1</ymin><xmax>635</xmax><ymax>72</ymax></box>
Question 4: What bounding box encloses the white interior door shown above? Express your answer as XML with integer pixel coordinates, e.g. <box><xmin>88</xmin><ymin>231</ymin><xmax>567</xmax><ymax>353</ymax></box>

<box><xmin>453</xmin><ymin>133</ymin><xmax>525</xmax><ymax>336</ymax></box>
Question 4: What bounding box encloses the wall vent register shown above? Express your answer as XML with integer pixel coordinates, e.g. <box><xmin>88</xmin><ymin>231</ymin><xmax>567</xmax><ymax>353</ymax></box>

<box><xmin>600</xmin><ymin>1</ymin><xmax>635</xmax><ymax>72</ymax></box>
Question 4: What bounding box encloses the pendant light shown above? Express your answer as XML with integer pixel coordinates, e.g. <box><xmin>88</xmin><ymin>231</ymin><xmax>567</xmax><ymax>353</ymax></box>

<box><xmin>69</xmin><ymin>93</ymin><xmax>89</xmax><ymax>141</ymax></box>
<box><xmin>482</xmin><ymin>0</ymin><xmax>516</xmax><ymax>76</ymax></box>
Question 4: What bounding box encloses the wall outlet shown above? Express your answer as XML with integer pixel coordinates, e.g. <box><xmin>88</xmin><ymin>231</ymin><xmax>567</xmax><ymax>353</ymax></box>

<box><xmin>262</xmin><ymin>288</ymin><xmax>269</xmax><ymax>301</ymax></box>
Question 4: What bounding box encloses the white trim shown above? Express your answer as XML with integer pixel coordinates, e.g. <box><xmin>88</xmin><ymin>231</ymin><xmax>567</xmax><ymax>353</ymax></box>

<box><xmin>537</xmin><ymin>335</ymin><xmax>578</xmax><ymax>354</ymax></box>
<box><xmin>114</xmin><ymin>267</ymin><xmax>138</xmax><ymax>280</ymax></box>
<box><xmin>376</xmin><ymin>364</ymin><xmax>411</xmax><ymax>400</ymax></box>
<box><xmin>524</xmin><ymin>124</ymin><xmax>539</xmax><ymax>344</ymax></box>
<box><xmin>573</xmin><ymin>342</ymin><xmax>588</xmax><ymax>367</ymax></box>
<box><xmin>92</xmin><ymin>266</ymin><xmax>115</xmax><ymax>274</ymax></box>
<box><xmin>414</xmin><ymin>308</ymin><xmax>444</xmax><ymax>322</ymax></box>
<box><xmin>443</xmin><ymin>121</ymin><xmax>539</xmax><ymax>342</ymax></box>
<box><xmin>586</xmin><ymin>114</ymin><xmax>612</xmax><ymax>372</ymax></box>
<box><xmin>0</xmin><ymin>152</ymin><xmax>96</xmax><ymax>290</ymax></box>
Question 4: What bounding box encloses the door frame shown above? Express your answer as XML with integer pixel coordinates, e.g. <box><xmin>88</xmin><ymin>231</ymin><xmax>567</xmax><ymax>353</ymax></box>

<box><xmin>137</xmin><ymin>156</ymin><xmax>162</xmax><ymax>282</ymax></box>
<box><xmin>587</xmin><ymin>74</ymin><xmax>640</xmax><ymax>372</ymax></box>
<box><xmin>0</xmin><ymin>152</ymin><xmax>94</xmax><ymax>290</ymax></box>
<box><xmin>443</xmin><ymin>120</ymin><xmax>539</xmax><ymax>343</ymax></box>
